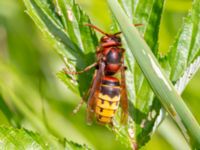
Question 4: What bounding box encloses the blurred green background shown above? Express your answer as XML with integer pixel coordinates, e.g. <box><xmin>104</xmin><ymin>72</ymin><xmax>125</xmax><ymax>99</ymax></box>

<box><xmin>0</xmin><ymin>0</ymin><xmax>199</xmax><ymax>149</ymax></box>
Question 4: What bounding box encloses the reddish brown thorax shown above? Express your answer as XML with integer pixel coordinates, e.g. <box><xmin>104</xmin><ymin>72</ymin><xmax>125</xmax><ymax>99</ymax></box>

<box><xmin>100</xmin><ymin>35</ymin><xmax>121</xmax><ymax>48</ymax></box>
<box><xmin>99</xmin><ymin>35</ymin><xmax>124</xmax><ymax>75</ymax></box>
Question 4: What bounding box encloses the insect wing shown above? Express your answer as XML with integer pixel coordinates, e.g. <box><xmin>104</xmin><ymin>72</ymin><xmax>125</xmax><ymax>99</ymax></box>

<box><xmin>120</xmin><ymin>64</ymin><xmax>129</xmax><ymax>124</ymax></box>
<box><xmin>86</xmin><ymin>61</ymin><xmax>105</xmax><ymax>124</ymax></box>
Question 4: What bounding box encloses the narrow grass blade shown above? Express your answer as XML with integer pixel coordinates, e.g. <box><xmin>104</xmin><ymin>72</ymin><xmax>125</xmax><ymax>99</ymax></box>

<box><xmin>110</xmin><ymin>0</ymin><xmax>165</xmax><ymax>147</ymax></box>
<box><xmin>108</xmin><ymin>0</ymin><xmax>200</xmax><ymax>148</ymax></box>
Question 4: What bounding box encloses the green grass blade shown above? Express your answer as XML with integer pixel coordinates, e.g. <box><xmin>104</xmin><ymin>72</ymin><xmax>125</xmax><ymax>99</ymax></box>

<box><xmin>108</xmin><ymin>0</ymin><xmax>200</xmax><ymax>148</ymax></box>
<box><xmin>0</xmin><ymin>94</ymin><xmax>17</xmax><ymax>126</ymax></box>
<box><xmin>153</xmin><ymin>0</ymin><xmax>200</xmax><ymax>138</ymax></box>
<box><xmin>153</xmin><ymin>56</ymin><xmax>200</xmax><ymax>136</ymax></box>
<box><xmin>158</xmin><ymin>118</ymin><xmax>190</xmax><ymax>150</ymax></box>
<box><xmin>111</xmin><ymin>0</ymin><xmax>165</xmax><ymax>147</ymax></box>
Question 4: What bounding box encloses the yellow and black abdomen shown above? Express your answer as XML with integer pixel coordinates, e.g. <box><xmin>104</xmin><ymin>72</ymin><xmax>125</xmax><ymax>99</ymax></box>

<box><xmin>95</xmin><ymin>76</ymin><xmax>120</xmax><ymax>124</ymax></box>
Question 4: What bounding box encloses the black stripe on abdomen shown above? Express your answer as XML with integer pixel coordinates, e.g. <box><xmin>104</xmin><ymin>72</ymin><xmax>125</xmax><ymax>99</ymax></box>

<box><xmin>100</xmin><ymin>85</ymin><xmax>120</xmax><ymax>98</ymax></box>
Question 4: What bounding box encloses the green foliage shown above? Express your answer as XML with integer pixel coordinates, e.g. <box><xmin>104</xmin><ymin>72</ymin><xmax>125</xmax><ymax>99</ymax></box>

<box><xmin>168</xmin><ymin>0</ymin><xmax>200</xmax><ymax>82</ymax></box>
<box><xmin>0</xmin><ymin>126</ymin><xmax>50</xmax><ymax>150</ymax></box>
<box><xmin>23</xmin><ymin>0</ymin><xmax>98</xmax><ymax>95</ymax></box>
<box><xmin>0</xmin><ymin>60</ymin><xmax>94</xmax><ymax>149</ymax></box>
<box><xmin>112</xmin><ymin>0</ymin><xmax>200</xmax><ymax>148</ymax></box>
<box><xmin>0</xmin><ymin>95</ymin><xmax>17</xmax><ymax>126</ymax></box>
<box><xmin>0</xmin><ymin>126</ymin><xmax>90</xmax><ymax>150</ymax></box>
<box><xmin>64</xmin><ymin>139</ymin><xmax>91</xmax><ymax>150</ymax></box>
<box><xmin>0</xmin><ymin>0</ymin><xmax>199</xmax><ymax>149</ymax></box>
<box><xmin>0</xmin><ymin>1</ymin><xmax>124</xmax><ymax>149</ymax></box>
<box><xmin>108</xmin><ymin>0</ymin><xmax>200</xmax><ymax>148</ymax></box>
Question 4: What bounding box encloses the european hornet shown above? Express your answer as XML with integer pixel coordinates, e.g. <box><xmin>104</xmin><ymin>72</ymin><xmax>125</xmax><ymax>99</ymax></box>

<box><xmin>64</xmin><ymin>24</ymin><xmax>142</xmax><ymax>125</ymax></box>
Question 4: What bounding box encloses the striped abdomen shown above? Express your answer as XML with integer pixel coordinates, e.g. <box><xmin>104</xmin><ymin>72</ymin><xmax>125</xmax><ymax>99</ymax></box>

<box><xmin>95</xmin><ymin>76</ymin><xmax>120</xmax><ymax>124</ymax></box>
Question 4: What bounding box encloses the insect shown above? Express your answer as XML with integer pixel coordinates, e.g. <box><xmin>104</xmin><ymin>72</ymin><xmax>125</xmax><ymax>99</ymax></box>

<box><xmin>64</xmin><ymin>24</ymin><xmax>141</xmax><ymax>125</ymax></box>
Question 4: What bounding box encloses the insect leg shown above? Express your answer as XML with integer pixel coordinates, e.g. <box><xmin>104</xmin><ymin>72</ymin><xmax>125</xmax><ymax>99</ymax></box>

<box><xmin>63</xmin><ymin>62</ymin><xmax>98</xmax><ymax>75</ymax></box>
<box><xmin>72</xmin><ymin>100</ymin><xmax>84</xmax><ymax>114</ymax></box>
<box><xmin>133</xmin><ymin>23</ymin><xmax>143</xmax><ymax>27</ymax></box>
<box><xmin>72</xmin><ymin>71</ymin><xmax>97</xmax><ymax>114</ymax></box>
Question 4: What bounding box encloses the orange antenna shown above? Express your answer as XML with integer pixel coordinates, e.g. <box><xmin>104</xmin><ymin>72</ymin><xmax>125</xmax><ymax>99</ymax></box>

<box><xmin>114</xmin><ymin>32</ymin><xmax>122</xmax><ymax>36</ymax></box>
<box><xmin>85</xmin><ymin>24</ymin><xmax>109</xmax><ymax>36</ymax></box>
<box><xmin>114</xmin><ymin>23</ymin><xmax>143</xmax><ymax>35</ymax></box>
<box><xmin>86</xmin><ymin>23</ymin><xmax>143</xmax><ymax>36</ymax></box>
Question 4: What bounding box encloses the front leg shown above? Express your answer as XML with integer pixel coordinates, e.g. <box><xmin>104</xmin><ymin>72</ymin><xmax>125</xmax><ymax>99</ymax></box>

<box><xmin>63</xmin><ymin>62</ymin><xmax>98</xmax><ymax>75</ymax></box>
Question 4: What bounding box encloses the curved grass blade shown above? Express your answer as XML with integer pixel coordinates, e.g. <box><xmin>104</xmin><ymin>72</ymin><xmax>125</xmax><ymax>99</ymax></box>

<box><xmin>158</xmin><ymin>118</ymin><xmax>190</xmax><ymax>150</ymax></box>
<box><xmin>153</xmin><ymin>0</ymin><xmax>200</xmax><ymax>141</ymax></box>
<box><xmin>0</xmin><ymin>94</ymin><xmax>18</xmax><ymax>126</ymax></box>
<box><xmin>108</xmin><ymin>0</ymin><xmax>200</xmax><ymax>148</ymax></box>
<box><xmin>112</xmin><ymin>0</ymin><xmax>200</xmax><ymax>148</ymax></box>
<box><xmin>110</xmin><ymin>0</ymin><xmax>165</xmax><ymax>148</ymax></box>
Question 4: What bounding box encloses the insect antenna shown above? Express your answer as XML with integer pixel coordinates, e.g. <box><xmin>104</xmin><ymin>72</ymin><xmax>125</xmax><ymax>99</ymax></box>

<box><xmin>114</xmin><ymin>23</ymin><xmax>143</xmax><ymax>35</ymax></box>
<box><xmin>85</xmin><ymin>24</ymin><xmax>109</xmax><ymax>36</ymax></box>
<box><xmin>86</xmin><ymin>23</ymin><xmax>143</xmax><ymax>36</ymax></box>
<box><xmin>114</xmin><ymin>32</ymin><xmax>122</xmax><ymax>36</ymax></box>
